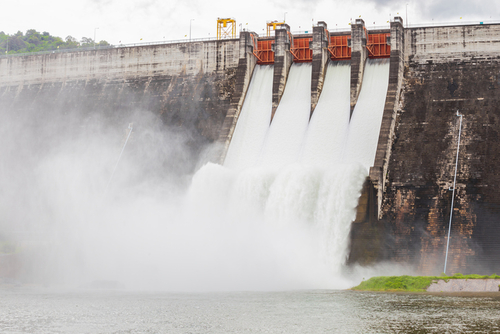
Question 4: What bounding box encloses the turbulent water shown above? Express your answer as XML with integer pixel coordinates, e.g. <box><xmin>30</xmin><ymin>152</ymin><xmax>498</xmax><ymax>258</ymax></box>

<box><xmin>0</xmin><ymin>59</ymin><xmax>389</xmax><ymax>293</ymax></box>
<box><xmin>343</xmin><ymin>59</ymin><xmax>390</xmax><ymax>168</ymax></box>
<box><xmin>4</xmin><ymin>54</ymin><xmax>493</xmax><ymax>334</ymax></box>
<box><xmin>300</xmin><ymin>62</ymin><xmax>351</xmax><ymax>166</ymax></box>
<box><xmin>258</xmin><ymin>63</ymin><xmax>312</xmax><ymax>168</ymax></box>
<box><xmin>224</xmin><ymin>65</ymin><xmax>274</xmax><ymax>171</ymax></box>
<box><xmin>211</xmin><ymin>60</ymin><xmax>390</xmax><ymax>286</ymax></box>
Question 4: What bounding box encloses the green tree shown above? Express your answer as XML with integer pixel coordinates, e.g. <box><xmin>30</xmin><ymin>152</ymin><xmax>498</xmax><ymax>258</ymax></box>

<box><xmin>80</xmin><ymin>37</ymin><xmax>94</xmax><ymax>47</ymax></box>
<box><xmin>0</xmin><ymin>29</ymin><xmax>111</xmax><ymax>55</ymax></box>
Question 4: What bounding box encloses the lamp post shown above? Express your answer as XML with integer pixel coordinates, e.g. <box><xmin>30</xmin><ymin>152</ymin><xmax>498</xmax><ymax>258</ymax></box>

<box><xmin>284</xmin><ymin>12</ymin><xmax>288</xmax><ymax>23</ymax></box>
<box><xmin>189</xmin><ymin>19</ymin><xmax>195</xmax><ymax>42</ymax></box>
<box><xmin>94</xmin><ymin>27</ymin><xmax>99</xmax><ymax>49</ymax></box>
<box><xmin>406</xmin><ymin>4</ymin><xmax>408</xmax><ymax>28</ymax></box>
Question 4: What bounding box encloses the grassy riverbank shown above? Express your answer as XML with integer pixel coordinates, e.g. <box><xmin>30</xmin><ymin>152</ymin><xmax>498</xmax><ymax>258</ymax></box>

<box><xmin>352</xmin><ymin>274</ymin><xmax>500</xmax><ymax>292</ymax></box>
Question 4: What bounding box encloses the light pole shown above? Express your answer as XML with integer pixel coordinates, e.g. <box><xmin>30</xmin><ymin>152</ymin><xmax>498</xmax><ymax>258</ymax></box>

<box><xmin>189</xmin><ymin>19</ymin><xmax>195</xmax><ymax>41</ymax></box>
<box><xmin>406</xmin><ymin>4</ymin><xmax>408</xmax><ymax>28</ymax></box>
<box><xmin>443</xmin><ymin>110</ymin><xmax>463</xmax><ymax>275</ymax></box>
<box><xmin>94</xmin><ymin>27</ymin><xmax>99</xmax><ymax>49</ymax></box>
<box><xmin>284</xmin><ymin>12</ymin><xmax>288</xmax><ymax>23</ymax></box>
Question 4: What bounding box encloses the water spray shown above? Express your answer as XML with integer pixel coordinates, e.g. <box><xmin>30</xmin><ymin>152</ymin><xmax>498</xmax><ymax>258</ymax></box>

<box><xmin>103</xmin><ymin>123</ymin><xmax>133</xmax><ymax>197</ymax></box>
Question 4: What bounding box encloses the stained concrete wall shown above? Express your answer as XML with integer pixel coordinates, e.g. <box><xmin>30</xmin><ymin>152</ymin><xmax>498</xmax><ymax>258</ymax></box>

<box><xmin>0</xmin><ymin>40</ymin><xmax>240</xmax><ymax>84</ymax></box>
<box><xmin>0</xmin><ymin>39</ymin><xmax>242</xmax><ymax>176</ymax></box>
<box><xmin>218</xmin><ymin>32</ymin><xmax>258</xmax><ymax>163</ymax></box>
<box><xmin>310</xmin><ymin>22</ymin><xmax>330</xmax><ymax>116</ymax></box>
<box><xmin>271</xmin><ymin>24</ymin><xmax>293</xmax><ymax>122</ymax></box>
<box><xmin>350</xmin><ymin>19</ymin><xmax>368</xmax><ymax>115</ymax></box>
<box><xmin>406</xmin><ymin>24</ymin><xmax>500</xmax><ymax>62</ymax></box>
<box><xmin>350</xmin><ymin>23</ymin><xmax>500</xmax><ymax>275</ymax></box>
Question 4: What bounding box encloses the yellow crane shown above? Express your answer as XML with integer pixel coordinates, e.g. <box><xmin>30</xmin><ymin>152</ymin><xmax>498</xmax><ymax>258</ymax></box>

<box><xmin>217</xmin><ymin>18</ymin><xmax>236</xmax><ymax>39</ymax></box>
<box><xmin>266</xmin><ymin>21</ymin><xmax>285</xmax><ymax>37</ymax></box>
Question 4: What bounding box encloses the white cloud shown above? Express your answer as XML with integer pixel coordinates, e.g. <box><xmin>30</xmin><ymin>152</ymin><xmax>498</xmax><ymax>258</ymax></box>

<box><xmin>2</xmin><ymin>0</ymin><xmax>499</xmax><ymax>44</ymax></box>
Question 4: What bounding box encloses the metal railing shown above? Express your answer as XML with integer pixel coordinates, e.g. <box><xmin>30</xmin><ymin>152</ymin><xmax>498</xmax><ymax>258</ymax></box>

<box><xmin>366</xmin><ymin>24</ymin><xmax>391</xmax><ymax>31</ymax></box>
<box><xmin>0</xmin><ymin>36</ymin><xmax>236</xmax><ymax>59</ymax></box>
<box><xmin>408</xmin><ymin>19</ymin><xmax>500</xmax><ymax>28</ymax></box>
<box><xmin>1</xmin><ymin>19</ymin><xmax>498</xmax><ymax>59</ymax></box>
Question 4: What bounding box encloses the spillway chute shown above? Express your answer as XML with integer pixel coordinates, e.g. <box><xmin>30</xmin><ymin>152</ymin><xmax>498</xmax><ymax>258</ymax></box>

<box><xmin>343</xmin><ymin>58</ymin><xmax>390</xmax><ymax>170</ymax></box>
<box><xmin>300</xmin><ymin>61</ymin><xmax>351</xmax><ymax>167</ymax></box>
<box><xmin>224</xmin><ymin>65</ymin><xmax>274</xmax><ymax>171</ymax></box>
<box><xmin>187</xmin><ymin>55</ymin><xmax>391</xmax><ymax>288</ymax></box>
<box><xmin>258</xmin><ymin>63</ymin><xmax>312</xmax><ymax>169</ymax></box>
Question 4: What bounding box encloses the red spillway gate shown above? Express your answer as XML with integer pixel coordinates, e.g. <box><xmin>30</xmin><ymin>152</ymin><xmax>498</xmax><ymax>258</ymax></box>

<box><xmin>328</xmin><ymin>33</ymin><xmax>390</xmax><ymax>60</ymax></box>
<box><xmin>254</xmin><ymin>39</ymin><xmax>274</xmax><ymax>65</ymax></box>
<box><xmin>290</xmin><ymin>37</ymin><xmax>312</xmax><ymax>63</ymax></box>
<box><xmin>253</xmin><ymin>32</ymin><xmax>390</xmax><ymax>64</ymax></box>
<box><xmin>366</xmin><ymin>33</ymin><xmax>391</xmax><ymax>58</ymax></box>
<box><xmin>328</xmin><ymin>35</ymin><xmax>351</xmax><ymax>60</ymax></box>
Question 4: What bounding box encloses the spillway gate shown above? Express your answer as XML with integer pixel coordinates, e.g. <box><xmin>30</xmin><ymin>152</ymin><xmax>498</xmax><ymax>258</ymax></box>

<box><xmin>252</xmin><ymin>31</ymin><xmax>390</xmax><ymax>65</ymax></box>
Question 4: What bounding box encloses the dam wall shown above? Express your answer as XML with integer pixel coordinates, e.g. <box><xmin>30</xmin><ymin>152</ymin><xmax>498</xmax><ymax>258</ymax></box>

<box><xmin>2</xmin><ymin>19</ymin><xmax>500</xmax><ymax>276</ymax></box>
<box><xmin>0</xmin><ymin>39</ymin><xmax>243</xmax><ymax>177</ymax></box>
<box><xmin>0</xmin><ymin>40</ymin><xmax>240</xmax><ymax>85</ymax></box>
<box><xmin>350</xmin><ymin>22</ymin><xmax>500</xmax><ymax>274</ymax></box>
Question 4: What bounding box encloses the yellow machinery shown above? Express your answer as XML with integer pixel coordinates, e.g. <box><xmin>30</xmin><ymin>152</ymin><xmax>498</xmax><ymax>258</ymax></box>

<box><xmin>266</xmin><ymin>21</ymin><xmax>285</xmax><ymax>37</ymax></box>
<box><xmin>217</xmin><ymin>18</ymin><xmax>236</xmax><ymax>39</ymax></box>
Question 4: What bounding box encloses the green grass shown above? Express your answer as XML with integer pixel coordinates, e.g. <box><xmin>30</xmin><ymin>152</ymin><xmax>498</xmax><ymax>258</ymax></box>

<box><xmin>352</xmin><ymin>274</ymin><xmax>500</xmax><ymax>292</ymax></box>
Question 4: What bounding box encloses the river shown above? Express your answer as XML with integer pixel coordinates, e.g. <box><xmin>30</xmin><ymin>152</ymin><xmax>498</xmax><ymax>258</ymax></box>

<box><xmin>1</xmin><ymin>288</ymin><xmax>499</xmax><ymax>333</ymax></box>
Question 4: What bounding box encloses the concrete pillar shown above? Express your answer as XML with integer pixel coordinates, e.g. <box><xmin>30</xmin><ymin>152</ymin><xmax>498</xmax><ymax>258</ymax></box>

<box><xmin>218</xmin><ymin>31</ymin><xmax>258</xmax><ymax>164</ymax></box>
<box><xmin>349</xmin><ymin>18</ymin><xmax>405</xmax><ymax>264</ymax></box>
<box><xmin>310</xmin><ymin>21</ymin><xmax>330</xmax><ymax>118</ymax></box>
<box><xmin>369</xmin><ymin>16</ymin><xmax>405</xmax><ymax>218</ymax></box>
<box><xmin>270</xmin><ymin>24</ymin><xmax>293</xmax><ymax>123</ymax></box>
<box><xmin>350</xmin><ymin>18</ymin><xmax>368</xmax><ymax>116</ymax></box>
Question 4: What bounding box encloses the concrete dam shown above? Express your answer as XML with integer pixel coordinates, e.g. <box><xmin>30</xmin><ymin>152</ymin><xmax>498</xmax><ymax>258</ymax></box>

<box><xmin>2</xmin><ymin>17</ymin><xmax>500</xmax><ymax>283</ymax></box>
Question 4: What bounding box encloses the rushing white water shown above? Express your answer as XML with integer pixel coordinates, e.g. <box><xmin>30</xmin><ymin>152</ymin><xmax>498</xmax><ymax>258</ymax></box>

<box><xmin>300</xmin><ymin>62</ymin><xmax>351</xmax><ymax>166</ymax></box>
<box><xmin>343</xmin><ymin>58</ymin><xmax>390</xmax><ymax>170</ymax></box>
<box><xmin>2</xmin><ymin>59</ymin><xmax>392</xmax><ymax>292</ymax></box>
<box><xmin>224</xmin><ymin>65</ymin><xmax>274</xmax><ymax>171</ymax></box>
<box><xmin>258</xmin><ymin>63</ymin><xmax>312</xmax><ymax>168</ymax></box>
<box><xmin>183</xmin><ymin>59</ymin><xmax>390</xmax><ymax>289</ymax></box>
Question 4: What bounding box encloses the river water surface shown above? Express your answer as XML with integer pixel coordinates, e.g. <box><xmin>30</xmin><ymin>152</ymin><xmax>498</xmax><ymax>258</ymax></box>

<box><xmin>1</xmin><ymin>288</ymin><xmax>500</xmax><ymax>333</ymax></box>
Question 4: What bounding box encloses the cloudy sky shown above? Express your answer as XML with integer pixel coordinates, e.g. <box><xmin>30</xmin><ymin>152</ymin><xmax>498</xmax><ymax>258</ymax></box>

<box><xmin>3</xmin><ymin>0</ymin><xmax>499</xmax><ymax>44</ymax></box>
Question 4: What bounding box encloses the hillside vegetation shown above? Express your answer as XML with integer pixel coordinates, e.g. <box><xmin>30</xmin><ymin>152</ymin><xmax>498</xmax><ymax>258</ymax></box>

<box><xmin>352</xmin><ymin>274</ymin><xmax>500</xmax><ymax>292</ymax></box>
<box><xmin>0</xmin><ymin>29</ymin><xmax>110</xmax><ymax>55</ymax></box>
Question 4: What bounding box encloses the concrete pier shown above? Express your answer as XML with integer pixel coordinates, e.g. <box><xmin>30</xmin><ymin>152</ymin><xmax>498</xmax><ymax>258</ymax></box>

<box><xmin>310</xmin><ymin>21</ymin><xmax>330</xmax><ymax>117</ymax></box>
<box><xmin>270</xmin><ymin>24</ymin><xmax>293</xmax><ymax>122</ymax></box>
<box><xmin>349</xmin><ymin>19</ymin><xmax>368</xmax><ymax>116</ymax></box>
<box><xmin>370</xmin><ymin>16</ymin><xmax>405</xmax><ymax>218</ymax></box>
